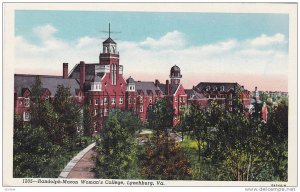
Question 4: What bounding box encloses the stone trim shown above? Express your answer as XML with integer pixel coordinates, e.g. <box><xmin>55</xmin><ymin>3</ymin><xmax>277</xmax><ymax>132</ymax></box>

<box><xmin>58</xmin><ymin>142</ymin><xmax>96</xmax><ymax>178</ymax></box>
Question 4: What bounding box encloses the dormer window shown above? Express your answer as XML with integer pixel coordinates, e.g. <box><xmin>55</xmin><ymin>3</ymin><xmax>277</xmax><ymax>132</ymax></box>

<box><xmin>91</xmin><ymin>82</ymin><xmax>101</xmax><ymax>91</ymax></box>
<box><xmin>24</xmin><ymin>98</ymin><xmax>30</xmax><ymax>107</ymax></box>
<box><xmin>206</xmin><ymin>86</ymin><xmax>210</xmax><ymax>91</ymax></box>
<box><xmin>23</xmin><ymin>111</ymin><xmax>30</xmax><ymax>121</ymax></box>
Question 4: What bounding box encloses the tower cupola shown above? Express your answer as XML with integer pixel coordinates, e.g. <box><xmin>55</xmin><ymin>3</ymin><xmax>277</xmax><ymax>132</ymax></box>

<box><xmin>126</xmin><ymin>76</ymin><xmax>136</xmax><ymax>92</ymax></box>
<box><xmin>103</xmin><ymin>37</ymin><xmax>117</xmax><ymax>54</ymax></box>
<box><xmin>170</xmin><ymin>65</ymin><xmax>182</xmax><ymax>84</ymax></box>
<box><xmin>99</xmin><ymin>23</ymin><xmax>119</xmax><ymax>65</ymax></box>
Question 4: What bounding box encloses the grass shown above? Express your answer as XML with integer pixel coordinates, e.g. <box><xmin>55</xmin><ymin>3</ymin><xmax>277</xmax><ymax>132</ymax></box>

<box><xmin>180</xmin><ymin>135</ymin><xmax>199</xmax><ymax>149</ymax></box>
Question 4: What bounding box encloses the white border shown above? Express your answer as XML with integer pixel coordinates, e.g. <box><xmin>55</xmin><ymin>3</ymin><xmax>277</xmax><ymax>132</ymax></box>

<box><xmin>2</xmin><ymin>2</ymin><xmax>298</xmax><ymax>187</ymax></box>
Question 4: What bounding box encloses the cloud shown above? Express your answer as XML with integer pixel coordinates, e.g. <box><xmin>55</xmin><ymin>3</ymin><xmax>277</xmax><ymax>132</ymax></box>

<box><xmin>32</xmin><ymin>24</ymin><xmax>57</xmax><ymax>40</ymax></box>
<box><xmin>247</xmin><ymin>33</ymin><xmax>286</xmax><ymax>47</ymax></box>
<box><xmin>14</xmin><ymin>25</ymin><xmax>288</xmax><ymax>91</ymax></box>
<box><xmin>140</xmin><ymin>30</ymin><xmax>185</xmax><ymax>49</ymax></box>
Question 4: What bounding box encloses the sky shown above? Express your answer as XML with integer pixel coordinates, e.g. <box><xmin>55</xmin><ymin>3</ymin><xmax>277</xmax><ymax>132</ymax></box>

<box><xmin>14</xmin><ymin>10</ymin><xmax>289</xmax><ymax>91</ymax></box>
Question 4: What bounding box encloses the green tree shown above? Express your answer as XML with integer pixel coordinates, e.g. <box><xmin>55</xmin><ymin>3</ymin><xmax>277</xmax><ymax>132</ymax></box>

<box><xmin>94</xmin><ymin>110</ymin><xmax>142</xmax><ymax>179</ymax></box>
<box><xmin>213</xmin><ymin>109</ymin><xmax>270</xmax><ymax>181</ymax></box>
<box><xmin>29</xmin><ymin>76</ymin><xmax>43</xmax><ymax>127</ymax></box>
<box><xmin>182</xmin><ymin>103</ymin><xmax>211</xmax><ymax>179</ymax></box>
<box><xmin>13</xmin><ymin>120</ymin><xmax>61</xmax><ymax>178</ymax></box>
<box><xmin>53</xmin><ymin>85</ymin><xmax>82</xmax><ymax>146</ymax></box>
<box><xmin>264</xmin><ymin>101</ymin><xmax>288</xmax><ymax>181</ymax></box>
<box><xmin>82</xmin><ymin>104</ymin><xmax>95</xmax><ymax>136</ymax></box>
<box><xmin>147</xmin><ymin>98</ymin><xmax>173</xmax><ymax>137</ymax></box>
<box><xmin>38</xmin><ymin>101</ymin><xmax>62</xmax><ymax>144</ymax></box>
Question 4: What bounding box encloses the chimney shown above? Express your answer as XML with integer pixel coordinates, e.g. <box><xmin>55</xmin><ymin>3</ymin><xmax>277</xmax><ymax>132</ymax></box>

<box><xmin>80</xmin><ymin>61</ymin><xmax>86</xmax><ymax>89</ymax></box>
<box><xmin>63</xmin><ymin>63</ymin><xmax>68</xmax><ymax>79</ymax></box>
<box><xmin>166</xmin><ymin>80</ymin><xmax>170</xmax><ymax>95</ymax></box>
<box><xmin>155</xmin><ymin>79</ymin><xmax>160</xmax><ymax>87</ymax></box>
<box><xmin>255</xmin><ymin>86</ymin><xmax>257</xmax><ymax>92</ymax></box>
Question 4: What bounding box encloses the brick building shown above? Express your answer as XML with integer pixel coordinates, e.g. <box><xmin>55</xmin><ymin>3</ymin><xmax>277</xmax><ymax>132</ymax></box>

<box><xmin>14</xmin><ymin>34</ymin><xmax>253</xmax><ymax>129</ymax></box>
<box><xmin>188</xmin><ymin>82</ymin><xmax>252</xmax><ymax>112</ymax></box>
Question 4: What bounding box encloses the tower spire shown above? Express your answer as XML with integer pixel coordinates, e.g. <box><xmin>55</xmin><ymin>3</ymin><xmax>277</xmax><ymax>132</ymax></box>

<box><xmin>109</xmin><ymin>23</ymin><xmax>110</xmax><ymax>38</ymax></box>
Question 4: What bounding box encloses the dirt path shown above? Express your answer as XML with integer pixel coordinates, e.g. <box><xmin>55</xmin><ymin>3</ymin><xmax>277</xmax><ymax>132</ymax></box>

<box><xmin>66</xmin><ymin>148</ymin><xmax>97</xmax><ymax>179</ymax></box>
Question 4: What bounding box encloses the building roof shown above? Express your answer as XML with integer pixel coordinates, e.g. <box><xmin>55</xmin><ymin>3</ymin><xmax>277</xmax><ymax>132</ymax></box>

<box><xmin>185</xmin><ymin>89</ymin><xmax>206</xmax><ymax>99</ymax></box>
<box><xmin>158</xmin><ymin>83</ymin><xmax>180</xmax><ymax>95</ymax></box>
<box><xmin>170</xmin><ymin>65</ymin><xmax>180</xmax><ymax>73</ymax></box>
<box><xmin>92</xmin><ymin>75</ymin><xmax>102</xmax><ymax>82</ymax></box>
<box><xmin>126</xmin><ymin>76</ymin><xmax>135</xmax><ymax>84</ymax></box>
<box><xmin>196</xmin><ymin>82</ymin><xmax>243</xmax><ymax>92</ymax></box>
<box><xmin>135</xmin><ymin>81</ymin><xmax>161</xmax><ymax>96</ymax></box>
<box><xmin>14</xmin><ymin>74</ymin><xmax>80</xmax><ymax>96</ymax></box>
<box><xmin>103</xmin><ymin>37</ymin><xmax>116</xmax><ymax>44</ymax></box>
<box><xmin>68</xmin><ymin>63</ymin><xmax>104</xmax><ymax>82</ymax></box>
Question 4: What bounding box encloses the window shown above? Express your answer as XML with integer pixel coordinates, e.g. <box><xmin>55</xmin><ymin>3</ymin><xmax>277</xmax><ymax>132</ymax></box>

<box><xmin>95</xmin><ymin>99</ymin><xmax>98</xmax><ymax>105</ymax></box>
<box><xmin>24</xmin><ymin>98</ymin><xmax>30</xmax><ymax>107</ymax></box>
<box><xmin>179</xmin><ymin>97</ymin><xmax>182</xmax><ymax>103</ymax></box>
<box><xmin>104</xmin><ymin>97</ymin><xmax>108</xmax><ymax>104</ymax></box>
<box><xmin>140</xmin><ymin>105</ymin><xmax>143</xmax><ymax>113</ymax></box>
<box><xmin>206</xmin><ymin>86</ymin><xmax>210</xmax><ymax>91</ymax></box>
<box><xmin>229</xmin><ymin>94</ymin><xmax>233</xmax><ymax>99</ymax></box>
<box><xmin>129</xmin><ymin>98</ymin><xmax>132</xmax><ymax>104</ymax></box>
<box><xmin>229</xmin><ymin>101</ymin><xmax>233</xmax><ymax>105</ymax></box>
<box><xmin>104</xmin><ymin>108</ymin><xmax>108</xmax><ymax>116</ymax></box>
<box><xmin>19</xmin><ymin>100</ymin><xmax>23</xmax><ymax>106</ymax></box>
<box><xmin>119</xmin><ymin>97</ymin><xmax>123</xmax><ymax>104</ymax></box>
<box><xmin>111</xmin><ymin>97</ymin><xmax>115</xmax><ymax>105</ymax></box>
<box><xmin>134</xmin><ymin>98</ymin><xmax>136</xmax><ymax>104</ymax></box>
<box><xmin>148</xmin><ymin>105</ymin><xmax>153</xmax><ymax>110</ymax></box>
<box><xmin>175</xmin><ymin>97</ymin><xmax>177</xmax><ymax>102</ymax></box>
<box><xmin>139</xmin><ymin>96</ymin><xmax>143</xmax><ymax>103</ymax></box>
<box><xmin>111</xmin><ymin>64</ymin><xmax>117</xmax><ymax>85</ymax></box>
<box><xmin>149</xmin><ymin>97</ymin><xmax>152</xmax><ymax>104</ymax></box>
<box><xmin>221</xmin><ymin>86</ymin><xmax>225</xmax><ymax>91</ymax></box>
<box><xmin>94</xmin><ymin>109</ymin><xmax>98</xmax><ymax>116</ymax></box>
<box><xmin>100</xmin><ymin>99</ymin><xmax>103</xmax><ymax>105</ymax></box>
<box><xmin>229</xmin><ymin>107</ymin><xmax>233</xmax><ymax>112</ymax></box>
<box><xmin>90</xmin><ymin>99</ymin><xmax>92</xmax><ymax>105</ymax></box>
<box><xmin>23</xmin><ymin>111</ymin><xmax>30</xmax><ymax>121</ymax></box>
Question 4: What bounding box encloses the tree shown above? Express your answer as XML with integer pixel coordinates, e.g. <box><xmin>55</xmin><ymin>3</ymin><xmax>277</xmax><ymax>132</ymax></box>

<box><xmin>53</xmin><ymin>85</ymin><xmax>82</xmax><ymax>146</ymax></box>
<box><xmin>29</xmin><ymin>76</ymin><xmax>43</xmax><ymax>127</ymax></box>
<box><xmin>13</xmin><ymin>120</ymin><xmax>61</xmax><ymax>178</ymax></box>
<box><xmin>82</xmin><ymin>104</ymin><xmax>95</xmax><ymax>136</ymax></box>
<box><xmin>264</xmin><ymin>101</ymin><xmax>288</xmax><ymax>181</ymax></box>
<box><xmin>147</xmin><ymin>98</ymin><xmax>174</xmax><ymax>137</ymax></box>
<box><xmin>94</xmin><ymin>110</ymin><xmax>142</xmax><ymax>179</ymax></box>
<box><xmin>141</xmin><ymin>134</ymin><xmax>191</xmax><ymax>180</ymax></box>
<box><xmin>181</xmin><ymin>103</ymin><xmax>211</xmax><ymax>180</ymax></box>
<box><xmin>38</xmin><ymin>101</ymin><xmax>62</xmax><ymax>144</ymax></box>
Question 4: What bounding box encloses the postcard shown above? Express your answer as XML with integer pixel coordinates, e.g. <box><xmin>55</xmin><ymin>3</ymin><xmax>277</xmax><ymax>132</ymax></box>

<box><xmin>2</xmin><ymin>2</ymin><xmax>298</xmax><ymax>190</ymax></box>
